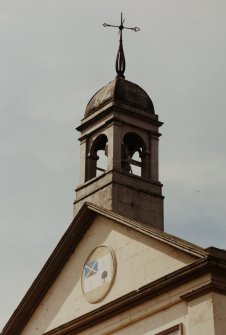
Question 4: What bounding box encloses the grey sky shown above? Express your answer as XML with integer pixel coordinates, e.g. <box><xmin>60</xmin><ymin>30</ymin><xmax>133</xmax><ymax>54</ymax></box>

<box><xmin>1</xmin><ymin>0</ymin><xmax>226</xmax><ymax>330</ymax></box>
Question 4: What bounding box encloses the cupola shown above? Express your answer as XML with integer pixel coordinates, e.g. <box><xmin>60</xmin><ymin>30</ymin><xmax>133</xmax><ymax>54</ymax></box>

<box><xmin>85</xmin><ymin>77</ymin><xmax>155</xmax><ymax>118</ymax></box>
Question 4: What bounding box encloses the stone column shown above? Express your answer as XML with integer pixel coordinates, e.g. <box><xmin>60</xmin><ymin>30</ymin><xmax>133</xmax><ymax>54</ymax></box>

<box><xmin>150</xmin><ymin>134</ymin><xmax>159</xmax><ymax>181</ymax></box>
<box><xmin>107</xmin><ymin>120</ymin><xmax>122</xmax><ymax>171</ymax></box>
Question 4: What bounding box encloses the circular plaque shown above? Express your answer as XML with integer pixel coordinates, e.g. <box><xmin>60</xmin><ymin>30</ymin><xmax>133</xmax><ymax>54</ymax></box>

<box><xmin>81</xmin><ymin>245</ymin><xmax>117</xmax><ymax>303</ymax></box>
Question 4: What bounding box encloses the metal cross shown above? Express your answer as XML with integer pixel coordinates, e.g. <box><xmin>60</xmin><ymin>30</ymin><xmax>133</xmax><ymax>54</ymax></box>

<box><xmin>103</xmin><ymin>13</ymin><xmax>140</xmax><ymax>78</ymax></box>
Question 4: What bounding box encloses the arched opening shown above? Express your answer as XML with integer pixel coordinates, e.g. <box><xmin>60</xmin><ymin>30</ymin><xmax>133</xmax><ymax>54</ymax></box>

<box><xmin>86</xmin><ymin>134</ymin><xmax>108</xmax><ymax>181</ymax></box>
<box><xmin>121</xmin><ymin>133</ymin><xmax>146</xmax><ymax>178</ymax></box>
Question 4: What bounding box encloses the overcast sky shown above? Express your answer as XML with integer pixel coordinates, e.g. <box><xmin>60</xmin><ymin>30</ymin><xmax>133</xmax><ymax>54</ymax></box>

<box><xmin>1</xmin><ymin>0</ymin><xmax>226</xmax><ymax>330</ymax></box>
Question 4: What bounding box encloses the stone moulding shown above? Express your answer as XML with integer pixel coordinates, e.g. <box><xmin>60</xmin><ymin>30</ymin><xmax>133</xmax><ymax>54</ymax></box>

<box><xmin>155</xmin><ymin>323</ymin><xmax>183</xmax><ymax>335</ymax></box>
<box><xmin>42</xmin><ymin>258</ymin><xmax>226</xmax><ymax>335</ymax></box>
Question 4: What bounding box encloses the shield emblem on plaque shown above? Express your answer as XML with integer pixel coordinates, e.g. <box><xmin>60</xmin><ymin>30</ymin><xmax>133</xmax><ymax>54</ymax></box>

<box><xmin>81</xmin><ymin>245</ymin><xmax>117</xmax><ymax>303</ymax></box>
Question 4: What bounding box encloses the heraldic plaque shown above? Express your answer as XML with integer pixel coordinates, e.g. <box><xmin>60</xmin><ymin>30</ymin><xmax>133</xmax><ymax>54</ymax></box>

<box><xmin>81</xmin><ymin>245</ymin><xmax>117</xmax><ymax>303</ymax></box>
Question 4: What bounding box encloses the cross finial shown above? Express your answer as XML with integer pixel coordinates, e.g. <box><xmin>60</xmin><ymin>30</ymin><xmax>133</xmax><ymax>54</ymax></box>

<box><xmin>103</xmin><ymin>13</ymin><xmax>140</xmax><ymax>79</ymax></box>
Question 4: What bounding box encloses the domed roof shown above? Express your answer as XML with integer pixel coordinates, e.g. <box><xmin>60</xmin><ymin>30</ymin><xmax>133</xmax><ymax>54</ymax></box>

<box><xmin>85</xmin><ymin>77</ymin><xmax>155</xmax><ymax>118</ymax></box>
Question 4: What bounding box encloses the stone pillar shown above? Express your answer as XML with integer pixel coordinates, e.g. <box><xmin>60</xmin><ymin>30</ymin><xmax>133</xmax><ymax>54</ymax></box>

<box><xmin>107</xmin><ymin>121</ymin><xmax>122</xmax><ymax>171</ymax></box>
<box><xmin>151</xmin><ymin>134</ymin><xmax>159</xmax><ymax>181</ymax></box>
<box><xmin>79</xmin><ymin>139</ymin><xmax>87</xmax><ymax>184</ymax></box>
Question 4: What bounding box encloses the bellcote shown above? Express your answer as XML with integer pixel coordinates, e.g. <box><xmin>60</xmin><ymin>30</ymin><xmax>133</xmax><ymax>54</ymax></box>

<box><xmin>73</xmin><ymin>14</ymin><xmax>164</xmax><ymax>230</ymax></box>
<box><xmin>73</xmin><ymin>76</ymin><xmax>164</xmax><ymax>230</ymax></box>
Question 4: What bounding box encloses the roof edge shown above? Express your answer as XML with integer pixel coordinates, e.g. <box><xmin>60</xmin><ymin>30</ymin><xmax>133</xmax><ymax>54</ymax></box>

<box><xmin>1</xmin><ymin>202</ymin><xmax>216</xmax><ymax>335</ymax></box>
<box><xmin>1</xmin><ymin>203</ymin><xmax>97</xmax><ymax>335</ymax></box>
<box><xmin>86</xmin><ymin>202</ymin><xmax>208</xmax><ymax>258</ymax></box>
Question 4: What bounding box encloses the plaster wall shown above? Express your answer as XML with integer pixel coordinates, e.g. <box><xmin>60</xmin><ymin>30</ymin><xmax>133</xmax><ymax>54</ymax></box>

<box><xmin>76</xmin><ymin>290</ymin><xmax>215</xmax><ymax>335</ymax></box>
<box><xmin>187</xmin><ymin>293</ymin><xmax>215</xmax><ymax>334</ymax></box>
<box><xmin>213</xmin><ymin>293</ymin><xmax>226</xmax><ymax>334</ymax></box>
<box><xmin>20</xmin><ymin>215</ymin><xmax>196</xmax><ymax>335</ymax></box>
<box><xmin>107</xmin><ymin>301</ymin><xmax>187</xmax><ymax>335</ymax></box>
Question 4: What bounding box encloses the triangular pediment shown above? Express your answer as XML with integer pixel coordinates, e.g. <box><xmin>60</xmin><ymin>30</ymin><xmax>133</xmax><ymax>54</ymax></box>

<box><xmin>2</xmin><ymin>203</ymin><xmax>208</xmax><ymax>335</ymax></box>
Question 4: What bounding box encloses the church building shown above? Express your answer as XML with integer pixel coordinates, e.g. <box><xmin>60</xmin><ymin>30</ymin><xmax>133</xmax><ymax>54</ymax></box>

<box><xmin>2</xmin><ymin>15</ymin><xmax>226</xmax><ymax>335</ymax></box>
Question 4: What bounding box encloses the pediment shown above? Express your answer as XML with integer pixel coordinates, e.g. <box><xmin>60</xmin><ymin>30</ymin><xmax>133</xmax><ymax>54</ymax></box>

<box><xmin>2</xmin><ymin>203</ymin><xmax>207</xmax><ymax>335</ymax></box>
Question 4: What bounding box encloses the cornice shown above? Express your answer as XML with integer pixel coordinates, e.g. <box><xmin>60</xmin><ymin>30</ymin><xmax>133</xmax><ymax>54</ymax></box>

<box><xmin>42</xmin><ymin>258</ymin><xmax>226</xmax><ymax>335</ymax></box>
<box><xmin>77</xmin><ymin>105</ymin><xmax>162</xmax><ymax>134</ymax></box>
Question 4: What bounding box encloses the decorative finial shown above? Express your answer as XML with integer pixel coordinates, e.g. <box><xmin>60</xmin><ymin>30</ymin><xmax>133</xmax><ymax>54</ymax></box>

<box><xmin>103</xmin><ymin>13</ymin><xmax>140</xmax><ymax>78</ymax></box>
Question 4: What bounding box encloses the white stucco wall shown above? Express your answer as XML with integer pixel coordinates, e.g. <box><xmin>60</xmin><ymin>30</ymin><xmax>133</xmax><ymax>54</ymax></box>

<box><xmin>187</xmin><ymin>293</ymin><xmax>215</xmax><ymax>335</ymax></box>
<box><xmin>76</xmin><ymin>290</ymin><xmax>215</xmax><ymax>335</ymax></box>
<box><xmin>21</xmin><ymin>215</ymin><xmax>197</xmax><ymax>335</ymax></box>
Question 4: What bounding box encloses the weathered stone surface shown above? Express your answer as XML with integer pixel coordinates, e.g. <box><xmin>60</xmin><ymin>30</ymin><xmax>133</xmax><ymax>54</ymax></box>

<box><xmin>85</xmin><ymin>77</ymin><xmax>155</xmax><ymax>118</ymax></box>
<box><xmin>74</xmin><ymin>170</ymin><xmax>163</xmax><ymax>229</ymax></box>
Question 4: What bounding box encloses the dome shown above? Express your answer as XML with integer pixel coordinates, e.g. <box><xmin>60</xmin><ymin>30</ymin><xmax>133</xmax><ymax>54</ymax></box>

<box><xmin>85</xmin><ymin>77</ymin><xmax>155</xmax><ymax>118</ymax></box>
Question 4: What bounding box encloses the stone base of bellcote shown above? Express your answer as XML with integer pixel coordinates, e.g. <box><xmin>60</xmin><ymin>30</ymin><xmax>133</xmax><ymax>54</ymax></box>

<box><xmin>73</xmin><ymin>170</ymin><xmax>164</xmax><ymax>231</ymax></box>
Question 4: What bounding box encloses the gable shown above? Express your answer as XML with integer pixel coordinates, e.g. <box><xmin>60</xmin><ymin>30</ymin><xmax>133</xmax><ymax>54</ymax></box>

<box><xmin>20</xmin><ymin>213</ymin><xmax>199</xmax><ymax>335</ymax></box>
